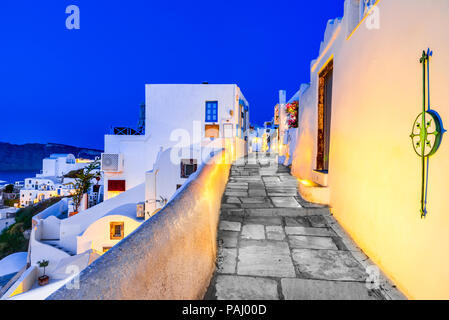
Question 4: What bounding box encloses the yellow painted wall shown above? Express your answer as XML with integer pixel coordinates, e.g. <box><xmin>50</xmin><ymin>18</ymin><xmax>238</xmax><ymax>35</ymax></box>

<box><xmin>293</xmin><ymin>0</ymin><xmax>449</xmax><ymax>299</ymax></box>
<box><xmin>77</xmin><ymin>214</ymin><xmax>142</xmax><ymax>254</ymax></box>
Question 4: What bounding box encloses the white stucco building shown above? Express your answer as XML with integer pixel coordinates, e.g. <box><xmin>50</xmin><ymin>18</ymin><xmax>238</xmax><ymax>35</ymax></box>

<box><xmin>36</xmin><ymin>154</ymin><xmax>86</xmax><ymax>178</ymax></box>
<box><xmin>2</xmin><ymin>83</ymin><xmax>250</xmax><ymax>300</ymax></box>
<box><xmin>102</xmin><ymin>84</ymin><xmax>250</xmax><ymax>206</ymax></box>
<box><xmin>19</xmin><ymin>154</ymin><xmax>100</xmax><ymax>208</ymax></box>
<box><xmin>20</xmin><ymin>177</ymin><xmax>73</xmax><ymax>207</ymax></box>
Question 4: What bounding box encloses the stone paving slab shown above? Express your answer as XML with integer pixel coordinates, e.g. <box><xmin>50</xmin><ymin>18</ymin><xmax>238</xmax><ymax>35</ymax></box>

<box><xmin>308</xmin><ymin>215</ymin><xmax>328</xmax><ymax>227</ymax></box>
<box><xmin>237</xmin><ymin>240</ymin><xmax>296</xmax><ymax>278</ymax></box>
<box><xmin>266</xmin><ymin>226</ymin><xmax>286</xmax><ymax>241</ymax></box>
<box><xmin>271</xmin><ymin>197</ymin><xmax>302</xmax><ymax>208</ymax></box>
<box><xmin>241</xmin><ymin>224</ymin><xmax>265</xmax><ymax>240</ymax></box>
<box><xmin>288</xmin><ymin>235</ymin><xmax>338</xmax><ymax>250</ymax></box>
<box><xmin>240</xmin><ymin>197</ymin><xmax>270</xmax><ymax>204</ymax></box>
<box><xmin>285</xmin><ymin>226</ymin><xmax>335</xmax><ymax>237</ymax></box>
<box><xmin>219</xmin><ymin>220</ymin><xmax>241</xmax><ymax>232</ymax></box>
<box><xmin>285</xmin><ymin>217</ymin><xmax>310</xmax><ymax>227</ymax></box>
<box><xmin>244</xmin><ymin>216</ymin><xmax>282</xmax><ymax>226</ymax></box>
<box><xmin>215</xmin><ymin>275</ymin><xmax>279</xmax><ymax>300</ymax></box>
<box><xmin>246</xmin><ymin>208</ymin><xmax>308</xmax><ymax>217</ymax></box>
<box><xmin>217</xmin><ymin>248</ymin><xmax>237</xmax><ymax>274</ymax></box>
<box><xmin>225</xmin><ymin>191</ymin><xmax>248</xmax><ymax>197</ymax></box>
<box><xmin>292</xmin><ymin>249</ymin><xmax>367</xmax><ymax>281</ymax></box>
<box><xmin>225</xmin><ymin>197</ymin><xmax>242</xmax><ymax>204</ymax></box>
<box><xmin>218</xmin><ymin>231</ymin><xmax>239</xmax><ymax>248</ymax></box>
<box><xmin>281</xmin><ymin>278</ymin><xmax>378</xmax><ymax>300</ymax></box>
<box><xmin>220</xmin><ymin>208</ymin><xmax>245</xmax><ymax>217</ymax></box>
<box><xmin>248</xmin><ymin>189</ymin><xmax>268</xmax><ymax>197</ymax></box>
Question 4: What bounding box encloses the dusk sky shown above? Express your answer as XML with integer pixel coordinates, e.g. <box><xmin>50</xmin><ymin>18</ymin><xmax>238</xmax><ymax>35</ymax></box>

<box><xmin>0</xmin><ymin>0</ymin><xmax>342</xmax><ymax>150</ymax></box>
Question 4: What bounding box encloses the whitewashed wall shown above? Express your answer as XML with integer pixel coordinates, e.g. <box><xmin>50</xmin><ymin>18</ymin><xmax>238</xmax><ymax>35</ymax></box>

<box><xmin>49</xmin><ymin>150</ymin><xmax>231</xmax><ymax>300</ymax></box>
<box><xmin>291</xmin><ymin>0</ymin><xmax>449</xmax><ymax>299</ymax></box>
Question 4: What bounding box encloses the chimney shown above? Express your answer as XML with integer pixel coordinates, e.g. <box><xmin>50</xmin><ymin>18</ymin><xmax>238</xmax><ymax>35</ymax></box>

<box><xmin>279</xmin><ymin>90</ymin><xmax>286</xmax><ymax>105</ymax></box>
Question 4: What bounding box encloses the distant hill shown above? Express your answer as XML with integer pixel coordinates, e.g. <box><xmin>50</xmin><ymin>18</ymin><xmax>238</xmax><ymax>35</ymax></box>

<box><xmin>0</xmin><ymin>142</ymin><xmax>103</xmax><ymax>171</ymax></box>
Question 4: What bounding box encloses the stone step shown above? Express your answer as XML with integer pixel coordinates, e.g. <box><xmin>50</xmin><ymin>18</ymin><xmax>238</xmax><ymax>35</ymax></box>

<box><xmin>245</xmin><ymin>207</ymin><xmax>330</xmax><ymax>217</ymax></box>
<box><xmin>42</xmin><ymin>241</ymin><xmax>75</xmax><ymax>256</ymax></box>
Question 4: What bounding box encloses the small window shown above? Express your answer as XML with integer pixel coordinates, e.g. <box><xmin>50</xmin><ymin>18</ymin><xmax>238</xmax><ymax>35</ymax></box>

<box><xmin>110</xmin><ymin>222</ymin><xmax>124</xmax><ymax>240</ymax></box>
<box><xmin>180</xmin><ymin>159</ymin><xmax>198</xmax><ymax>179</ymax></box>
<box><xmin>223</xmin><ymin>123</ymin><xmax>233</xmax><ymax>138</ymax></box>
<box><xmin>108</xmin><ymin>180</ymin><xmax>126</xmax><ymax>192</ymax></box>
<box><xmin>103</xmin><ymin>246</ymin><xmax>112</xmax><ymax>253</ymax></box>
<box><xmin>205</xmin><ymin>101</ymin><xmax>218</xmax><ymax>122</ymax></box>
<box><xmin>176</xmin><ymin>184</ymin><xmax>182</xmax><ymax>190</ymax></box>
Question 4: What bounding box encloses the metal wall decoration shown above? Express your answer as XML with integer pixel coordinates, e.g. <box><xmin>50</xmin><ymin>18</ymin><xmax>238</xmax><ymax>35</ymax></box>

<box><xmin>409</xmin><ymin>49</ymin><xmax>445</xmax><ymax>218</ymax></box>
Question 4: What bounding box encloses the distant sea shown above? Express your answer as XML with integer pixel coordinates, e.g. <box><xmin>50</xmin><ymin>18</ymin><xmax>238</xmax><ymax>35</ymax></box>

<box><xmin>0</xmin><ymin>171</ymin><xmax>38</xmax><ymax>185</ymax></box>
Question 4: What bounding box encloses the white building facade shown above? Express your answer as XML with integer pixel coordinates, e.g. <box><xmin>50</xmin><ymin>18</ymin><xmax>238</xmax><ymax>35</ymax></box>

<box><xmin>102</xmin><ymin>84</ymin><xmax>250</xmax><ymax>204</ymax></box>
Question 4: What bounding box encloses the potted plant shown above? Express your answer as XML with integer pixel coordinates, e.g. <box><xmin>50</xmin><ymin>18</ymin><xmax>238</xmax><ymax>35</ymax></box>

<box><xmin>285</xmin><ymin>100</ymin><xmax>299</xmax><ymax>128</ymax></box>
<box><xmin>68</xmin><ymin>160</ymin><xmax>100</xmax><ymax>215</ymax></box>
<box><xmin>37</xmin><ymin>260</ymin><xmax>50</xmax><ymax>286</ymax></box>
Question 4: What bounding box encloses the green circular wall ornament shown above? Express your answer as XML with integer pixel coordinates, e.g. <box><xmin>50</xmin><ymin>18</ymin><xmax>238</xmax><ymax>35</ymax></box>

<box><xmin>410</xmin><ymin>49</ymin><xmax>446</xmax><ymax>218</ymax></box>
<box><xmin>410</xmin><ymin>110</ymin><xmax>443</xmax><ymax>157</ymax></box>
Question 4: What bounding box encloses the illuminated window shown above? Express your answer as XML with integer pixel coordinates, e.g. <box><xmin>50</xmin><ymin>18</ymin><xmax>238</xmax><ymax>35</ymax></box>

<box><xmin>205</xmin><ymin>101</ymin><xmax>218</xmax><ymax>122</ymax></box>
<box><xmin>109</xmin><ymin>222</ymin><xmax>124</xmax><ymax>240</ymax></box>
<box><xmin>205</xmin><ymin>124</ymin><xmax>219</xmax><ymax>138</ymax></box>
<box><xmin>103</xmin><ymin>246</ymin><xmax>112</xmax><ymax>253</ymax></box>
<box><xmin>180</xmin><ymin>159</ymin><xmax>198</xmax><ymax>179</ymax></box>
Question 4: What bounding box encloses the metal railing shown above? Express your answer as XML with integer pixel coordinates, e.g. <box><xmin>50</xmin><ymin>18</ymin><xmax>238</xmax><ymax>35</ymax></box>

<box><xmin>111</xmin><ymin>127</ymin><xmax>144</xmax><ymax>136</ymax></box>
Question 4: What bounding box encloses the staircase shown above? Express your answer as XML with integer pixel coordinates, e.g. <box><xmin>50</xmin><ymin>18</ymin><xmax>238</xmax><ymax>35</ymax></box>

<box><xmin>41</xmin><ymin>240</ymin><xmax>75</xmax><ymax>256</ymax></box>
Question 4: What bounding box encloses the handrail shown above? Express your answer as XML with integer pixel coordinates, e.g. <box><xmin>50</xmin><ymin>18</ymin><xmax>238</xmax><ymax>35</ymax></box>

<box><xmin>0</xmin><ymin>265</ymin><xmax>27</xmax><ymax>298</ymax></box>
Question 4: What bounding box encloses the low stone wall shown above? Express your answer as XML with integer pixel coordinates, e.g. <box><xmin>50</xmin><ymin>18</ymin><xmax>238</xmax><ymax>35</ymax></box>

<box><xmin>48</xmin><ymin>150</ymin><xmax>231</xmax><ymax>300</ymax></box>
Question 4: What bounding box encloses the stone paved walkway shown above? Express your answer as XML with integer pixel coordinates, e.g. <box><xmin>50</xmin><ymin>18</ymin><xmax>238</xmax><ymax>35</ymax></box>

<box><xmin>205</xmin><ymin>153</ymin><xmax>405</xmax><ymax>300</ymax></box>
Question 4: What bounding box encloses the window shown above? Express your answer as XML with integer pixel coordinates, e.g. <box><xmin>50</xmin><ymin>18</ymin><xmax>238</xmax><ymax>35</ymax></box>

<box><xmin>316</xmin><ymin>60</ymin><xmax>333</xmax><ymax>172</ymax></box>
<box><xmin>360</xmin><ymin>0</ymin><xmax>376</xmax><ymax>19</ymax></box>
<box><xmin>205</xmin><ymin>124</ymin><xmax>219</xmax><ymax>138</ymax></box>
<box><xmin>176</xmin><ymin>184</ymin><xmax>182</xmax><ymax>190</ymax></box>
<box><xmin>205</xmin><ymin>101</ymin><xmax>218</xmax><ymax>122</ymax></box>
<box><xmin>103</xmin><ymin>246</ymin><xmax>112</xmax><ymax>253</ymax></box>
<box><xmin>110</xmin><ymin>222</ymin><xmax>124</xmax><ymax>240</ymax></box>
<box><xmin>223</xmin><ymin>123</ymin><xmax>233</xmax><ymax>138</ymax></box>
<box><xmin>180</xmin><ymin>159</ymin><xmax>198</xmax><ymax>179</ymax></box>
<box><xmin>108</xmin><ymin>180</ymin><xmax>126</xmax><ymax>192</ymax></box>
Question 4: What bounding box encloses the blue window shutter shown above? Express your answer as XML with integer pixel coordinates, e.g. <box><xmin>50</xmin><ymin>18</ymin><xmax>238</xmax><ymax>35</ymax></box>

<box><xmin>205</xmin><ymin>101</ymin><xmax>218</xmax><ymax>122</ymax></box>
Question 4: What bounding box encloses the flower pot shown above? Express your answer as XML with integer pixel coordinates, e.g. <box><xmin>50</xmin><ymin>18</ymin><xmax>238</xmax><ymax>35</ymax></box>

<box><xmin>38</xmin><ymin>275</ymin><xmax>49</xmax><ymax>286</ymax></box>
<box><xmin>69</xmin><ymin>211</ymin><xmax>78</xmax><ymax>217</ymax></box>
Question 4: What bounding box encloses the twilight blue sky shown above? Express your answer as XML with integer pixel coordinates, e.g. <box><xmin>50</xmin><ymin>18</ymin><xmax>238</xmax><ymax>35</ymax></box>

<box><xmin>0</xmin><ymin>0</ymin><xmax>343</xmax><ymax>150</ymax></box>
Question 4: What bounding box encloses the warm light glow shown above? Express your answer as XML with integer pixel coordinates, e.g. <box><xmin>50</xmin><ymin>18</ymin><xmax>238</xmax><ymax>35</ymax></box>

<box><xmin>299</xmin><ymin>179</ymin><xmax>315</xmax><ymax>187</ymax></box>
<box><xmin>107</xmin><ymin>191</ymin><xmax>123</xmax><ymax>199</ymax></box>
<box><xmin>76</xmin><ymin>158</ymin><xmax>92</xmax><ymax>163</ymax></box>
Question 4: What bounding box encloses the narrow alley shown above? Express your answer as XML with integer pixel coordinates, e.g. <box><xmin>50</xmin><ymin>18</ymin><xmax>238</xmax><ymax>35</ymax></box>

<box><xmin>206</xmin><ymin>153</ymin><xmax>404</xmax><ymax>300</ymax></box>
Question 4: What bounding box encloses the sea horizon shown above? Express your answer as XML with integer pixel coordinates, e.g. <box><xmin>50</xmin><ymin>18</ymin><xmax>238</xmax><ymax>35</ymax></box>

<box><xmin>0</xmin><ymin>170</ymin><xmax>39</xmax><ymax>184</ymax></box>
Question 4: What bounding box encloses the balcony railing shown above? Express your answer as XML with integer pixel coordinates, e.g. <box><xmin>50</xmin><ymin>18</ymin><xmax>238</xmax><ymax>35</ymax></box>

<box><xmin>111</xmin><ymin>127</ymin><xmax>144</xmax><ymax>136</ymax></box>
